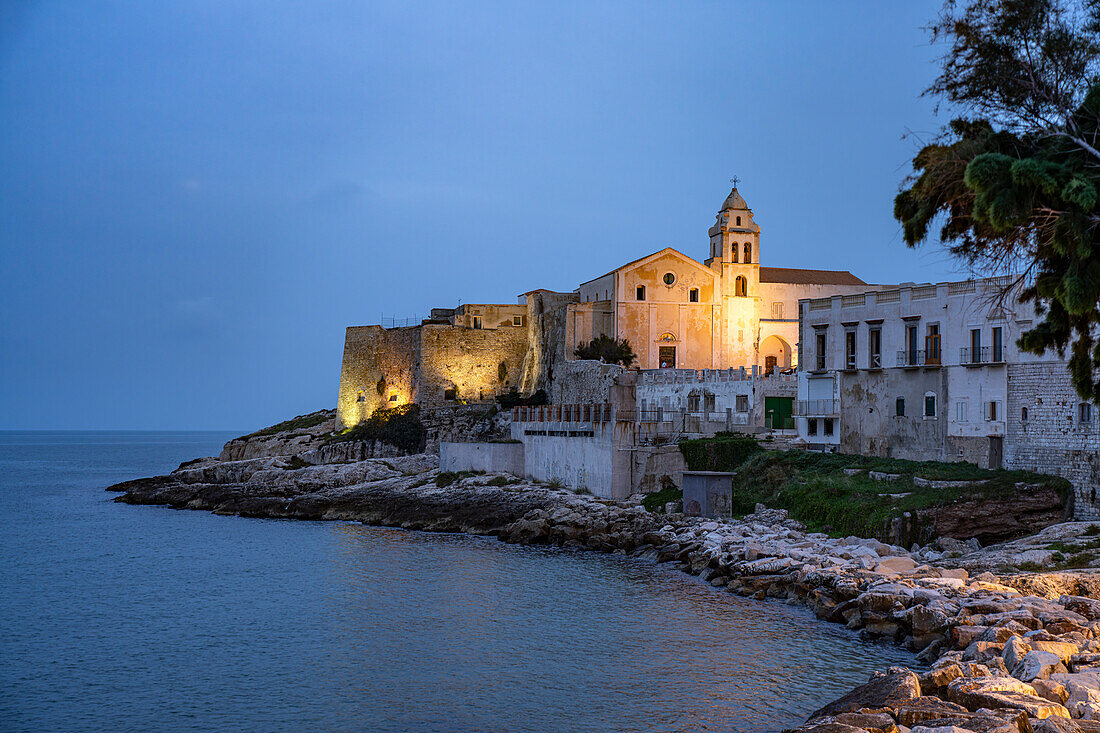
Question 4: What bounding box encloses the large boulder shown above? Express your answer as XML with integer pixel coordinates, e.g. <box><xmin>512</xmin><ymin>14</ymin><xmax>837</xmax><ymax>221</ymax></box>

<box><xmin>809</xmin><ymin>667</ymin><xmax>921</xmax><ymax>719</ymax></box>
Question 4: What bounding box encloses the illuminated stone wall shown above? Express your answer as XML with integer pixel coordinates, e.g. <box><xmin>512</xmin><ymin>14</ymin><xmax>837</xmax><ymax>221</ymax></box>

<box><xmin>418</xmin><ymin>324</ymin><xmax>528</xmax><ymax>405</ymax></box>
<box><xmin>335</xmin><ymin>325</ymin><xmax>421</xmax><ymax>430</ymax></box>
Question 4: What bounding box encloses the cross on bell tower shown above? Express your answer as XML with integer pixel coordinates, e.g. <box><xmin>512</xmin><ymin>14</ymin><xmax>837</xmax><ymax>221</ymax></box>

<box><xmin>729</xmin><ymin>175</ymin><xmax>740</xmax><ymax>188</ymax></box>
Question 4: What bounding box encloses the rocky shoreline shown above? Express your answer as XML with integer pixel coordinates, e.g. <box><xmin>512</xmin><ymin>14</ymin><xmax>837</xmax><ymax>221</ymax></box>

<box><xmin>111</xmin><ymin>452</ymin><xmax>1100</xmax><ymax>731</ymax></box>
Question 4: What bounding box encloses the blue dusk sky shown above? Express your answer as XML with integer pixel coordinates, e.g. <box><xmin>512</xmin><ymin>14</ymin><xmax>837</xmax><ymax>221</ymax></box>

<box><xmin>1</xmin><ymin>1</ymin><xmax>962</xmax><ymax>431</ymax></box>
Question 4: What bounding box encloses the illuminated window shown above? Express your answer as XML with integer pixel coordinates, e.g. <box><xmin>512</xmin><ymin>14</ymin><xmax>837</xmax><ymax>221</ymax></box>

<box><xmin>472</xmin><ymin>316</ymin><xmax>482</xmax><ymax>329</ymax></box>
<box><xmin>636</xmin><ymin>285</ymin><xmax>645</xmax><ymax>301</ymax></box>
<box><xmin>512</xmin><ymin>315</ymin><xmax>522</xmax><ymax>326</ymax></box>
<box><xmin>735</xmin><ymin>276</ymin><xmax>747</xmax><ymax>297</ymax></box>
<box><xmin>743</xmin><ymin>243</ymin><xmax>752</xmax><ymax>263</ymax></box>
<box><xmin>689</xmin><ymin>288</ymin><xmax>699</xmax><ymax>302</ymax></box>
<box><xmin>356</xmin><ymin>392</ymin><xmax>366</xmax><ymax>403</ymax></box>
<box><xmin>389</xmin><ymin>394</ymin><xmax>398</xmax><ymax>402</ymax></box>
<box><xmin>444</xmin><ymin>388</ymin><xmax>457</xmax><ymax>401</ymax></box>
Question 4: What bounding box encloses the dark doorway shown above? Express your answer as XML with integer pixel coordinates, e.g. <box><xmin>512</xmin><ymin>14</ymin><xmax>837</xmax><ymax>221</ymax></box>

<box><xmin>764</xmin><ymin>355</ymin><xmax>777</xmax><ymax>376</ymax></box>
<box><xmin>988</xmin><ymin>436</ymin><xmax>1003</xmax><ymax>469</ymax></box>
<box><xmin>658</xmin><ymin>346</ymin><xmax>676</xmax><ymax>369</ymax></box>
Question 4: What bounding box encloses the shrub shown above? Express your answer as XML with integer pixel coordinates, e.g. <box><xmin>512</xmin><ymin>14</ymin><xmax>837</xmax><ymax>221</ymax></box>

<box><xmin>573</xmin><ymin>335</ymin><xmax>636</xmax><ymax>366</ymax></box>
<box><xmin>679</xmin><ymin>434</ymin><xmax>762</xmax><ymax>472</ymax></box>
<box><xmin>435</xmin><ymin>470</ymin><xmax>480</xmax><ymax>487</ymax></box>
<box><xmin>242</xmin><ymin>410</ymin><xmax>332</xmax><ymax>439</ymax></box>
<box><xmin>329</xmin><ymin>404</ymin><xmax>425</xmax><ymax>453</ymax></box>
<box><xmin>641</xmin><ymin>483</ymin><xmax>683</xmax><ymax>512</ymax></box>
<box><xmin>496</xmin><ymin>389</ymin><xmax>549</xmax><ymax>410</ymax></box>
<box><xmin>486</xmin><ymin>475</ymin><xmax>509</xmax><ymax>486</ymax></box>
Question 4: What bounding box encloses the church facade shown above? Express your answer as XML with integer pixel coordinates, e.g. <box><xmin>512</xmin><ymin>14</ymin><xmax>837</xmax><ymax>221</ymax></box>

<box><xmin>565</xmin><ymin>188</ymin><xmax>875</xmax><ymax>373</ymax></box>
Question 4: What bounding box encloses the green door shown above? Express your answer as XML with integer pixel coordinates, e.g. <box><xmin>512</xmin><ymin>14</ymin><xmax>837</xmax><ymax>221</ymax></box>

<box><xmin>764</xmin><ymin>396</ymin><xmax>794</xmax><ymax>430</ymax></box>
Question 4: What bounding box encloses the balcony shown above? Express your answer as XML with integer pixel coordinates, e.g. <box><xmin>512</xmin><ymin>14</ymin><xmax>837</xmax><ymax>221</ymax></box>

<box><xmin>960</xmin><ymin>346</ymin><xmax>1004</xmax><ymax>365</ymax></box>
<box><xmin>896</xmin><ymin>349</ymin><xmax>941</xmax><ymax>368</ymax></box>
<box><xmin>796</xmin><ymin>399</ymin><xmax>839</xmax><ymax>416</ymax></box>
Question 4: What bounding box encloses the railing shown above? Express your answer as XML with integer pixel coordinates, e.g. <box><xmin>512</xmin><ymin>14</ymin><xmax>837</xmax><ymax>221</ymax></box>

<box><xmin>960</xmin><ymin>346</ymin><xmax>990</xmax><ymax>365</ymax></box>
<box><xmin>512</xmin><ymin>404</ymin><xmax>614</xmax><ymax>423</ymax></box>
<box><xmin>841</xmin><ymin>294</ymin><xmax>865</xmax><ymax>308</ymax></box>
<box><xmin>911</xmin><ymin>285</ymin><xmax>938</xmax><ymax>300</ymax></box>
<box><xmin>796</xmin><ymin>399</ymin><xmax>839</xmax><ymax>416</ymax></box>
<box><xmin>875</xmin><ymin>289</ymin><xmax>900</xmax><ymax>304</ymax></box>
<box><xmin>897</xmin><ymin>349</ymin><xmax>922</xmax><ymax>367</ymax></box>
<box><xmin>808</xmin><ymin>298</ymin><xmax>832</xmax><ymax>311</ymax></box>
<box><xmin>869</xmin><ymin>352</ymin><xmax>883</xmax><ymax>369</ymax></box>
<box><xmin>640</xmin><ymin>367</ymin><xmax>796</xmax><ymax>385</ymax></box>
<box><xmin>948</xmin><ymin>280</ymin><xmax>976</xmax><ymax>296</ymax></box>
<box><xmin>380</xmin><ymin>314</ymin><xmax>426</xmax><ymax>328</ymax></box>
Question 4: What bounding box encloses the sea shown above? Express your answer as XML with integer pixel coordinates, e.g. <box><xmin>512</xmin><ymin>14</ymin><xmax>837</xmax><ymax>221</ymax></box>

<box><xmin>0</xmin><ymin>431</ymin><xmax>916</xmax><ymax>732</ymax></box>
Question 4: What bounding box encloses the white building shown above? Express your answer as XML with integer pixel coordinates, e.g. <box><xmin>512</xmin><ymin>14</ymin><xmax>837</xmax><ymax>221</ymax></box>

<box><xmin>795</xmin><ymin>277</ymin><xmax>1100</xmax><ymax>515</ymax></box>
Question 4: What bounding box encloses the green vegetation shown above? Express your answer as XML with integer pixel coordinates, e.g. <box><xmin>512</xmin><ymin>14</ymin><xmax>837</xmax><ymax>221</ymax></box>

<box><xmin>496</xmin><ymin>389</ymin><xmax>548</xmax><ymax>410</ymax></box>
<box><xmin>728</xmin><ymin>450</ymin><xmax>1069</xmax><ymax>539</ymax></box>
<box><xmin>642</xmin><ymin>484</ymin><xmax>683</xmax><ymax>513</ymax></box>
<box><xmin>679</xmin><ymin>433</ymin><xmax>762</xmax><ymax>472</ymax></box>
<box><xmin>547</xmin><ymin>479</ymin><xmax>564</xmax><ymax>489</ymax></box>
<box><xmin>486</xmin><ymin>475</ymin><xmax>510</xmax><ymax>486</ymax></box>
<box><xmin>675</xmin><ymin>435</ymin><xmax>1070</xmax><ymax>539</ymax></box>
<box><xmin>435</xmin><ymin>470</ymin><xmax>483</xmax><ymax>487</ymax></box>
<box><xmin>573</xmin><ymin>335</ymin><xmax>636</xmax><ymax>367</ymax></box>
<box><xmin>328</xmin><ymin>404</ymin><xmax>424</xmax><ymax>453</ymax></box>
<box><xmin>241</xmin><ymin>410</ymin><xmax>332</xmax><ymax>439</ymax></box>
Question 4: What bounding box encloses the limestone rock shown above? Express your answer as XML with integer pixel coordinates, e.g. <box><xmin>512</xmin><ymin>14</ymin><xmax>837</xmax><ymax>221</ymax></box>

<box><xmin>810</xmin><ymin>667</ymin><xmax>922</xmax><ymax>719</ymax></box>
<box><xmin>1012</xmin><ymin>650</ymin><xmax>1068</xmax><ymax>682</ymax></box>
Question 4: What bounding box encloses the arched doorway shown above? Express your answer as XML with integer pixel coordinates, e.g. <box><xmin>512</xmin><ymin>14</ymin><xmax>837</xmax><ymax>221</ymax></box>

<box><xmin>760</xmin><ymin>335</ymin><xmax>791</xmax><ymax>375</ymax></box>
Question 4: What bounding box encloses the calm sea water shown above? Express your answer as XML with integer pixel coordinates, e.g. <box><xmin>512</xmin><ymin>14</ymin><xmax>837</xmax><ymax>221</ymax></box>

<box><xmin>0</xmin><ymin>431</ymin><xmax>915</xmax><ymax>732</ymax></box>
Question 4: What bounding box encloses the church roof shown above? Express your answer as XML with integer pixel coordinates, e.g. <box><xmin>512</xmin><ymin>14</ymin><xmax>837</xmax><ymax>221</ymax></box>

<box><xmin>760</xmin><ymin>267</ymin><xmax>867</xmax><ymax>286</ymax></box>
<box><xmin>721</xmin><ymin>187</ymin><xmax>749</xmax><ymax>211</ymax></box>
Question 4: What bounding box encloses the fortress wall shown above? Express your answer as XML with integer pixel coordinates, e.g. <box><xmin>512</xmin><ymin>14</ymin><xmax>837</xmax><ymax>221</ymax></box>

<box><xmin>335</xmin><ymin>325</ymin><xmax>421</xmax><ymax>430</ymax></box>
<box><xmin>519</xmin><ymin>291</ymin><xmax>577</xmax><ymax>396</ymax></box>
<box><xmin>418</xmin><ymin>324</ymin><xmax>529</xmax><ymax>406</ymax></box>
<box><xmin>550</xmin><ymin>360</ymin><xmax>624</xmax><ymax>405</ymax></box>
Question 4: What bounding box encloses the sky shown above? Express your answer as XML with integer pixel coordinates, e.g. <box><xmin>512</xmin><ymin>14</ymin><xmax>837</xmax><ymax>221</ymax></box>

<box><xmin>0</xmin><ymin>0</ymin><xmax>963</xmax><ymax>431</ymax></box>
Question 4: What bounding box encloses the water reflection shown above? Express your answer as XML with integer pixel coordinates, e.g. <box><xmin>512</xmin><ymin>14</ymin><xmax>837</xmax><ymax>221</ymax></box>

<box><xmin>323</xmin><ymin>524</ymin><xmax>914</xmax><ymax>732</ymax></box>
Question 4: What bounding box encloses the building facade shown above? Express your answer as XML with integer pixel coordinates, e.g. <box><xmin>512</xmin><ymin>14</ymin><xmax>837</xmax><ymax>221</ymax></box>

<box><xmin>795</xmin><ymin>276</ymin><xmax>1100</xmax><ymax>513</ymax></box>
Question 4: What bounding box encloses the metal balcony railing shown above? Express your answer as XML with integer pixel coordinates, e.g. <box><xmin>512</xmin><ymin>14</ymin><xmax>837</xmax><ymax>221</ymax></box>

<box><xmin>960</xmin><ymin>346</ymin><xmax>990</xmax><ymax>365</ymax></box>
<box><xmin>796</xmin><ymin>399</ymin><xmax>839</xmax><ymax>416</ymax></box>
<box><xmin>896</xmin><ymin>349</ymin><xmax>941</xmax><ymax>367</ymax></box>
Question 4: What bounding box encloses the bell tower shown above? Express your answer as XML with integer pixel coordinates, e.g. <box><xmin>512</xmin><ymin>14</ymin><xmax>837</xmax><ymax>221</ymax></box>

<box><xmin>707</xmin><ymin>184</ymin><xmax>762</xmax><ymax>367</ymax></box>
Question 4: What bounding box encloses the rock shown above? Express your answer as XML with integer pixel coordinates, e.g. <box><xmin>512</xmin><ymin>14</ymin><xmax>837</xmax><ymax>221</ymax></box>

<box><xmin>1033</xmin><ymin>717</ymin><xmax>1083</xmax><ymax>733</ymax></box>
<box><xmin>1012</xmin><ymin>650</ymin><xmax>1067</xmax><ymax>681</ymax></box>
<box><xmin>874</xmin><ymin>556</ymin><xmax>919</xmax><ymax>574</ymax></box>
<box><xmin>953</xmin><ymin>626</ymin><xmax>990</xmax><ymax>649</ymax></box>
<box><xmin>1033</xmin><ymin>678</ymin><xmax>1070</xmax><ymax>705</ymax></box>
<box><xmin>893</xmin><ymin>697</ymin><xmax>970</xmax><ymax>725</ymax></box>
<box><xmin>1003</xmin><ymin>635</ymin><xmax>1032</xmax><ymax>671</ymax></box>
<box><xmin>1062</xmin><ymin>596</ymin><xmax>1100</xmax><ymax>621</ymax></box>
<box><xmin>810</xmin><ymin>667</ymin><xmax>922</xmax><ymax>719</ymax></box>
<box><xmin>1031</xmin><ymin>640</ymin><xmax>1080</xmax><ymax>666</ymax></box>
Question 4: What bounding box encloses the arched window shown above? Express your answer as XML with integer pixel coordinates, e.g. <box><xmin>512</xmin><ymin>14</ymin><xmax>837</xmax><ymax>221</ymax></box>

<box><xmin>1021</xmin><ymin>406</ymin><xmax>1029</xmax><ymax>422</ymax></box>
<box><xmin>732</xmin><ymin>243</ymin><xmax>738</xmax><ymax>263</ymax></box>
<box><xmin>743</xmin><ymin>243</ymin><xmax>752</xmax><ymax>263</ymax></box>
<box><xmin>735</xmin><ymin>276</ymin><xmax>747</xmax><ymax>297</ymax></box>
<box><xmin>735</xmin><ymin>216</ymin><xmax>741</xmax><ymax>226</ymax></box>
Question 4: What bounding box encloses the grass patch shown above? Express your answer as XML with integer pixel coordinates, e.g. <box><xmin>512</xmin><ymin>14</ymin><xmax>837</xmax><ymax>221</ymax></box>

<box><xmin>642</xmin><ymin>484</ymin><xmax>683</xmax><ymax>513</ymax></box>
<box><xmin>328</xmin><ymin>404</ymin><xmax>425</xmax><ymax>453</ymax></box>
<box><xmin>547</xmin><ymin>479</ymin><xmax>564</xmax><ymax>489</ymax></box>
<box><xmin>718</xmin><ymin>448</ymin><xmax>1070</xmax><ymax>540</ymax></box>
<box><xmin>435</xmin><ymin>470</ymin><xmax>483</xmax><ymax>487</ymax></box>
<box><xmin>241</xmin><ymin>410</ymin><xmax>332</xmax><ymax>440</ymax></box>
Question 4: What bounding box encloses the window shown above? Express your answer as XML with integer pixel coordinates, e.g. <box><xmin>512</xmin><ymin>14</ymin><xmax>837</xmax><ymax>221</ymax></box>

<box><xmin>689</xmin><ymin>288</ymin><xmax>699</xmax><ymax>303</ymax></box>
<box><xmin>926</xmin><ymin>323</ymin><xmax>941</xmax><ymax>364</ymax></box>
<box><xmin>687</xmin><ymin>394</ymin><xmax>701</xmax><ymax>412</ymax></box>
<box><xmin>970</xmin><ymin>329</ymin><xmax>982</xmax><ymax>362</ymax></box>
<box><xmin>743</xmin><ymin>243</ymin><xmax>752</xmax><ymax>263</ymax></box>
<box><xmin>735</xmin><ymin>216</ymin><xmax>741</xmax><ymax>226</ymax></box>
<box><xmin>735</xmin><ymin>394</ymin><xmax>749</xmax><ymax>412</ymax></box>
<box><xmin>444</xmin><ymin>388</ymin><xmax>457</xmax><ymax>401</ymax></box>
<box><xmin>704</xmin><ymin>393</ymin><xmax>715</xmax><ymax>412</ymax></box>
<box><xmin>735</xmin><ymin>276</ymin><xmax>747</xmax><ymax>297</ymax></box>
<box><xmin>992</xmin><ymin>326</ymin><xmax>1004</xmax><ymax>362</ymax></box>
<box><xmin>663</xmin><ymin>272</ymin><xmax>676</xmax><ymax>285</ymax></box>
<box><xmin>868</xmin><ymin>327</ymin><xmax>882</xmax><ymax>368</ymax></box>
<box><xmin>513</xmin><ymin>315</ymin><xmax>523</xmax><ymax>327</ymax></box>
<box><xmin>896</xmin><ymin>398</ymin><xmax>905</xmax><ymax>417</ymax></box>
<box><xmin>844</xmin><ymin>330</ymin><xmax>857</xmax><ymax>369</ymax></box>
<box><xmin>473</xmin><ymin>315</ymin><xmax>482</xmax><ymax>329</ymax></box>
<box><xmin>924</xmin><ymin>393</ymin><xmax>937</xmax><ymax>418</ymax></box>
<box><xmin>1080</xmin><ymin>403</ymin><xmax>1093</xmax><ymax>423</ymax></box>
<box><xmin>956</xmin><ymin>401</ymin><xmax>968</xmax><ymax>422</ymax></box>
<box><xmin>636</xmin><ymin>285</ymin><xmax>646</xmax><ymax>301</ymax></box>
<box><xmin>732</xmin><ymin>244</ymin><xmax>738</xmax><ymax>263</ymax></box>
<box><xmin>823</xmin><ymin>418</ymin><xmax>834</xmax><ymax>436</ymax></box>
<box><xmin>985</xmin><ymin>401</ymin><xmax>1000</xmax><ymax>421</ymax></box>
<box><xmin>388</xmin><ymin>394</ymin><xmax>398</xmax><ymax>402</ymax></box>
<box><xmin>815</xmin><ymin>331</ymin><xmax>827</xmax><ymax>371</ymax></box>
<box><xmin>356</xmin><ymin>392</ymin><xmax>366</xmax><ymax>403</ymax></box>
<box><xmin>905</xmin><ymin>324</ymin><xmax>919</xmax><ymax>365</ymax></box>
<box><xmin>772</xmin><ymin>301</ymin><xmax>784</xmax><ymax>319</ymax></box>
<box><xmin>807</xmin><ymin>418</ymin><xmax>818</xmax><ymax>435</ymax></box>
<box><xmin>1021</xmin><ymin>406</ymin><xmax>1029</xmax><ymax>422</ymax></box>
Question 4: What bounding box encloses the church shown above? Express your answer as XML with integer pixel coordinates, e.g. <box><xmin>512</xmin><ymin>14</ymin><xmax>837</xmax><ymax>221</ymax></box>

<box><xmin>565</xmin><ymin>187</ymin><xmax>874</xmax><ymax>373</ymax></box>
<box><xmin>335</xmin><ymin>185</ymin><xmax>881</xmax><ymax>429</ymax></box>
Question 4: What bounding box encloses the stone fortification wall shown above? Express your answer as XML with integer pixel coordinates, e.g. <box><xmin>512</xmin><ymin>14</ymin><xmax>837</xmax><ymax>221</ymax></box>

<box><xmin>336</xmin><ymin>326</ymin><xmax>420</xmax><ymax>430</ymax></box>
<box><xmin>421</xmin><ymin>404</ymin><xmax>511</xmax><ymax>453</ymax></box>
<box><xmin>418</xmin><ymin>324</ymin><xmax>528</xmax><ymax>406</ymax></box>
<box><xmin>1007</xmin><ymin>362</ymin><xmax>1100</xmax><ymax>518</ymax></box>
<box><xmin>550</xmin><ymin>360</ymin><xmax>624</xmax><ymax>404</ymax></box>
<box><xmin>519</xmin><ymin>291</ymin><xmax>577</xmax><ymax>396</ymax></box>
